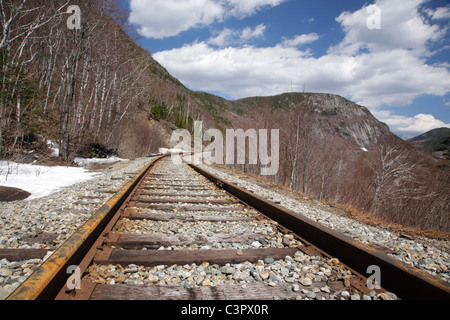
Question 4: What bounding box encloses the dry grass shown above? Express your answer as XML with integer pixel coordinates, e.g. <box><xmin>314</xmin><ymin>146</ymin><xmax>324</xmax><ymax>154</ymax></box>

<box><xmin>213</xmin><ymin>163</ymin><xmax>450</xmax><ymax>241</ymax></box>
<box><xmin>333</xmin><ymin>203</ymin><xmax>450</xmax><ymax>240</ymax></box>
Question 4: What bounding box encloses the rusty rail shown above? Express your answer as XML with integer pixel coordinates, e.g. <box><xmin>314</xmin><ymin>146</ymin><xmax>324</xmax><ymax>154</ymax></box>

<box><xmin>6</xmin><ymin>155</ymin><xmax>449</xmax><ymax>300</ymax></box>
<box><xmin>7</xmin><ymin>156</ymin><xmax>163</xmax><ymax>300</ymax></box>
<box><xmin>189</xmin><ymin>163</ymin><xmax>450</xmax><ymax>300</ymax></box>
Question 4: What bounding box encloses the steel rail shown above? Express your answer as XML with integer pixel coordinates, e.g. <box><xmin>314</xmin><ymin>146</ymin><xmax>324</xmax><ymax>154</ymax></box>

<box><xmin>7</xmin><ymin>156</ymin><xmax>163</xmax><ymax>300</ymax></box>
<box><xmin>6</xmin><ymin>155</ymin><xmax>449</xmax><ymax>300</ymax></box>
<box><xmin>188</xmin><ymin>163</ymin><xmax>450</xmax><ymax>300</ymax></box>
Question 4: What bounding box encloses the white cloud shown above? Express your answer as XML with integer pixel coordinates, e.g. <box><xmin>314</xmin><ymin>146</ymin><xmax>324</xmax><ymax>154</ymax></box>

<box><xmin>344</xmin><ymin>49</ymin><xmax>450</xmax><ymax>107</ymax></box>
<box><xmin>129</xmin><ymin>0</ymin><xmax>284</xmax><ymax>39</ymax></box>
<box><xmin>226</xmin><ymin>0</ymin><xmax>286</xmax><ymax>18</ymax></box>
<box><xmin>241</xmin><ymin>24</ymin><xmax>267</xmax><ymax>41</ymax></box>
<box><xmin>208</xmin><ymin>24</ymin><xmax>267</xmax><ymax>47</ymax></box>
<box><xmin>330</xmin><ymin>0</ymin><xmax>445</xmax><ymax>57</ymax></box>
<box><xmin>208</xmin><ymin>28</ymin><xmax>238</xmax><ymax>47</ymax></box>
<box><xmin>281</xmin><ymin>33</ymin><xmax>319</xmax><ymax>47</ymax></box>
<box><xmin>374</xmin><ymin>110</ymin><xmax>450</xmax><ymax>137</ymax></box>
<box><xmin>129</xmin><ymin>0</ymin><xmax>225</xmax><ymax>39</ymax></box>
<box><xmin>426</xmin><ymin>6</ymin><xmax>450</xmax><ymax>20</ymax></box>
<box><xmin>154</xmin><ymin>43</ymin><xmax>450</xmax><ymax>107</ymax></box>
<box><xmin>154</xmin><ymin>42</ymin><xmax>312</xmax><ymax>98</ymax></box>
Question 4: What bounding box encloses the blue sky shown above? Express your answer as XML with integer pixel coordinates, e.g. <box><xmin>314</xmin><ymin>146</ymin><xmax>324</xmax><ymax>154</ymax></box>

<box><xmin>124</xmin><ymin>0</ymin><xmax>450</xmax><ymax>138</ymax></box>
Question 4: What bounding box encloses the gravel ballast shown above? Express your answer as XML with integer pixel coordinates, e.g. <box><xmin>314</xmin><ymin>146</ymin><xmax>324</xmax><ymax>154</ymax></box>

<box><xmin>0</xmin><ymin>157</ymin><xmax>153</xmax><ymax>299</ymax></box>
<box><xmin>1</xmin><ymin>157</ymin><xmax>448</xmax><ymax>300</ymax></box>
<box><xmin>196</xmin><ymin>163</ymin><xmax>450</xmax><ymax>285</ymax></box>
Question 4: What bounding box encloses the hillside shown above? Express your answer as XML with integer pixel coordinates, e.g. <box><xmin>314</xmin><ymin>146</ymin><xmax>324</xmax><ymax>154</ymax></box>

<box><xmin>235</xmin><ymin>93</ymin><xmax>394</xmax><ymax>149</ymax></box>
<box><xmin>408</xmin><ymin>128</ymin><xmax>450</xmax><ymax>160</ymax></box>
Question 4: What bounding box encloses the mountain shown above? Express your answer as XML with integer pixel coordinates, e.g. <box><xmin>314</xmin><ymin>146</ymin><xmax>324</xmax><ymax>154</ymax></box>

<box><xmin>233</xmin><ymin>93</ymin><xmax>394</xmax><ymax>150</ymax></box>
<box><xmin>407</xmin><ymin>128</ymin><xmax>450</xmax><ymax>160</ymax></box>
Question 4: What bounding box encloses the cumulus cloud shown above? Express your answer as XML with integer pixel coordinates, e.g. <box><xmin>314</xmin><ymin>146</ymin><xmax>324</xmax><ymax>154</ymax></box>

<box><xmin>330</xmin><ymin>0</ymin><xmax>445</xmax><ymax>57</ymax></box>
<box><xmin>129</xmin><ymin>0</ymin><xmax>224</xmax><ymax>39</ymax></box>
<box><xmin>208</xmin><ymin>24</ymin><xmax>267</xmax><ymax>47</ymax></box>
<box><xmin>207</xmin><ymin>28</ymin><xmax>237</xmax><ymax>47</ymax></box>
<box><xmin>154</xmin><ymin>43</ymin><xmax>450</xmax><ymax>107</ymax></box>
<box><xmin>226</xmin><ymin>0</ymin><xmax>286</xmax><ymax>18</ymax></box>
<box><xmin>154</xmin><ymin>43</ymin><xmax>313</xmax><ymax>98</ymax></box>
<box><xmin>374</xmin><ymin>110</ymin><xmax>450</xmax><ymax>137</ymax></box>
<box><xmin>281</xmin><ymin>33</ymin><xmax>320</xmax><ymax>47</ymax></box>
<box><xmin>426</xmin><ymin>6</ymin><xmax>450</xmax><ymax>20</ymax></box>
<box><xmin>129</xmin><ymin>0</ymin><xmax>284</xmax><ymax>39</ymax></box>
<box><xmin>241</xmin><ymin>24</ymin><xmax>267</xmax><ymax>41</ymax></box>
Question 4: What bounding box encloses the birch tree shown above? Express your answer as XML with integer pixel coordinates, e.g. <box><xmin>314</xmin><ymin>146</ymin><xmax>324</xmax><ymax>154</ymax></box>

<box><xmin>366</xmin><ymin>143</ymin><xmax>430</xmax><ymax>215</ymax></box>
<box><xmin>0</xmin><ymin>0</ymin><xmax>68</xmax><ymax>155</ymax></box>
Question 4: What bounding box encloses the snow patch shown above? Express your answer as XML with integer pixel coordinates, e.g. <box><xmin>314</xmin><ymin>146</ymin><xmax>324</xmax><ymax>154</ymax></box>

<box><xmin>46</xmin><ymin>140</ymin><xmax>60</xmax><ymax>157</ymax></box>
<box><xmin>159</xmin><ymin>148</ymin><xmax>189</xmax><ymax>155</ymax></box>
<box><xmin>73</xmin><ymin>156</ymin><xmax>126</xmax><ymax>167</ymax></box>
<box><xmin>0</xmin><ymin>161</ymin><xmax>101</xmax><ymax>200</ymax></box>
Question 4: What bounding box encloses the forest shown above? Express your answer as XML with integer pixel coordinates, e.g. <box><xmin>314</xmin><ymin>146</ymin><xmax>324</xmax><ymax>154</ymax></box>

<box><xmin>0</xmin><ymin>0</ymin><xmax>171</xmax><ymax>161</ymax></box>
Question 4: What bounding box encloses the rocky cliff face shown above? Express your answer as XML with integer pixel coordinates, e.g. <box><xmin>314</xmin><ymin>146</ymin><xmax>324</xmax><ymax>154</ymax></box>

<box><xmin>233</xmin><ymin>92</ymin><xmax>394</xmax><ymax>151</ymax></box>
<box><xmin>306</xmin><ymin>94</ymin><xmax>391</xmax><ymax>149</ymax></box>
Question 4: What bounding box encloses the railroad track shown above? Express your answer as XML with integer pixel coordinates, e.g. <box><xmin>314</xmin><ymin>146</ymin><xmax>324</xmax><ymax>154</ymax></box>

<box><xmin>6</xmin><ymin>155</ymin><xmax>450</xmax><ymax>301</ymax></box>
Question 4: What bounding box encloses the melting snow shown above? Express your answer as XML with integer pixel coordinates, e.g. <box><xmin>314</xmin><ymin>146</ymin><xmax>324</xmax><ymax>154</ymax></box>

<box><xmin>0</xmin><ymin>158</ymin><xmax>124</xmax><ymax>200</ymax></box>
<box><xmin>73</xmin><ymin>156</ymin><xmax>126</xmax><ymax>166</ymax></box>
